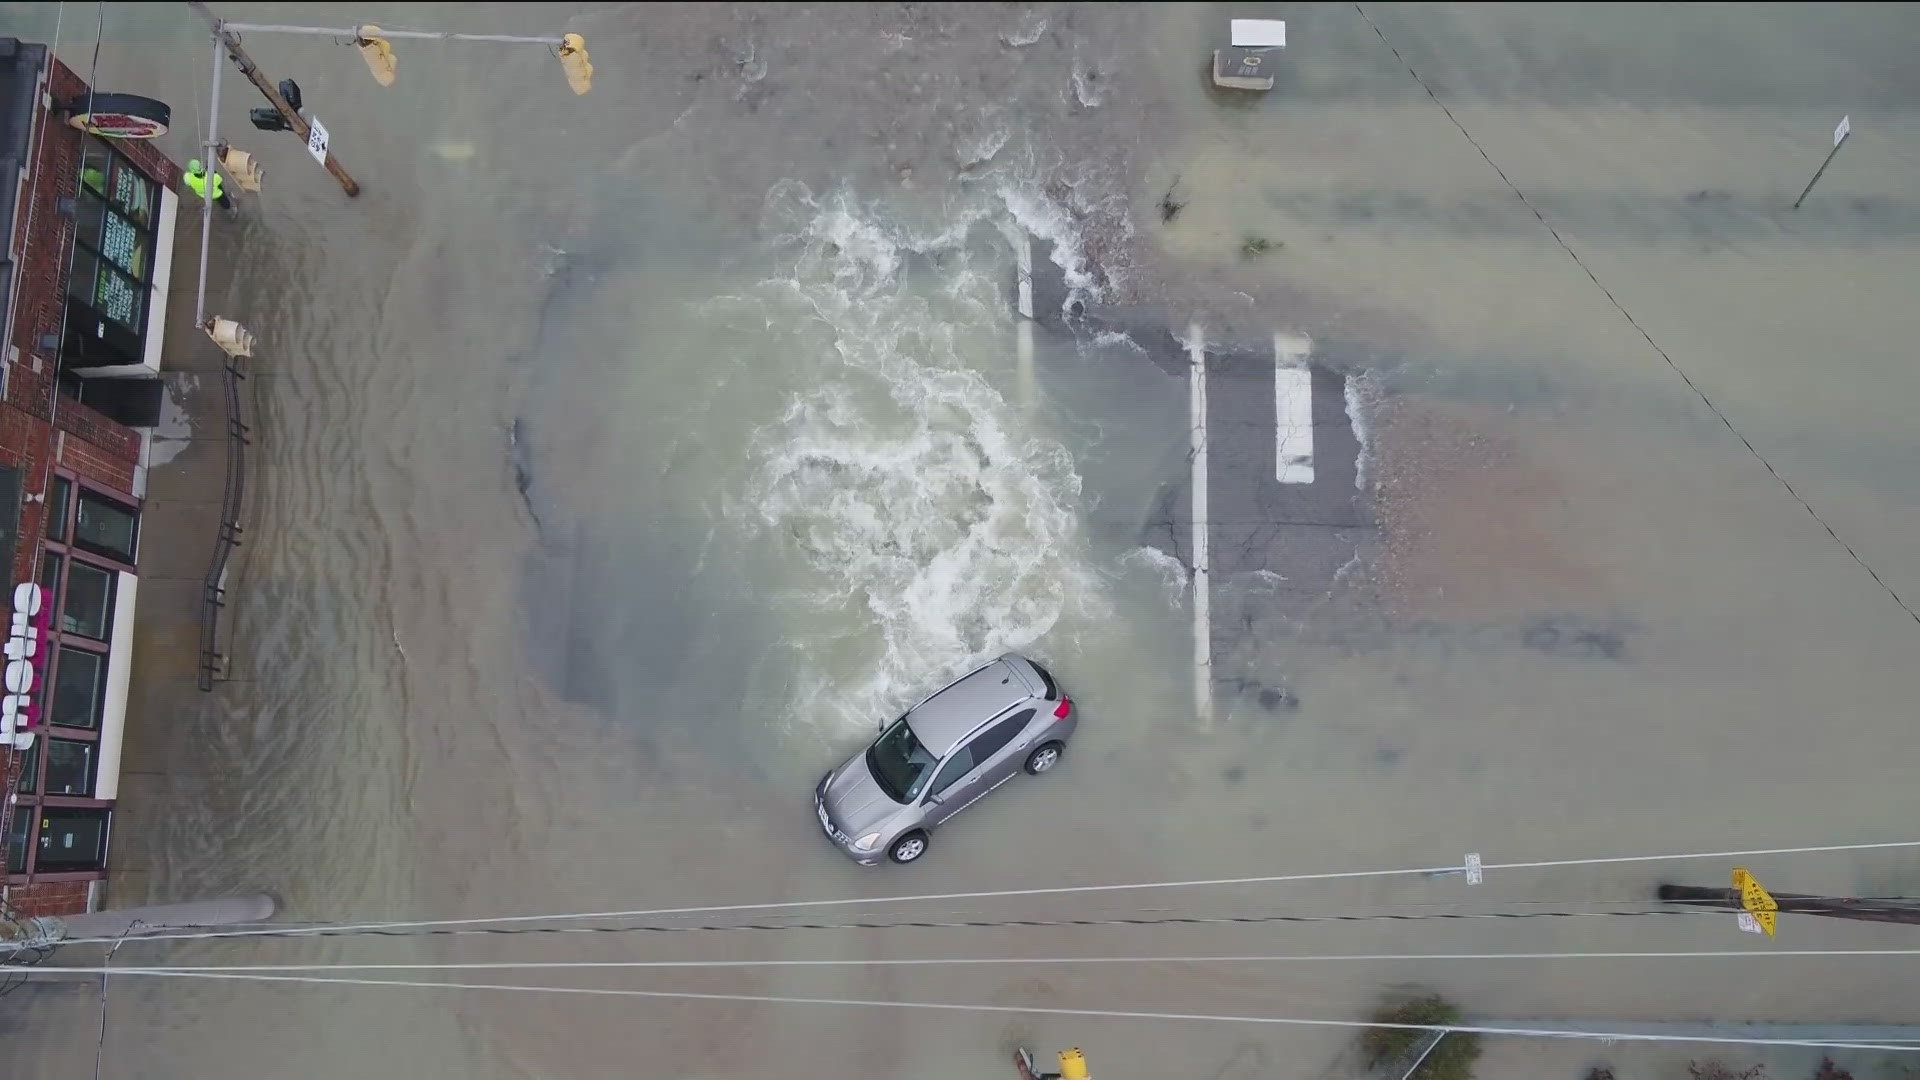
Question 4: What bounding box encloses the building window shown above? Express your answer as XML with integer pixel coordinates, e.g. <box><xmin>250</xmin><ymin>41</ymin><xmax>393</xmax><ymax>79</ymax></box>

<box><xmin>0</xmin><ymin>466</ymin><xmax>18</xmax><ymax>588</ymax></box>
<box><xmin>15</xmin><ymin>740</ymin><xmax>40</xmax><ymax>795</ymax></box>
<box><xmin>62</xmin><ymin>137</ymin><xmax>159</xmax><ymax>363</ymax></box>
<box><xmin>5</xmin><ymin>809</ymin><xmax>29</xmax><ymax>874</ymax></box>
<box><xmin>36</xmin><ymin>808</ymin><xmax>110</xmax><ymax>873</ymax></box>
<box><xmin>61</xmin><ymin>562</ymin><xmax>115</xmax><ymax>640</ymax></box>
<box><xmin>51</xmin><ymin>647</ymin><xmax>106</xmax><ymax>729</ymax></box>
<box><xmin>74</xmin><ymin>491</ymin><xmax>139</xmax><ymax>564</ymax></box>
<box><xmin>45</xmin><ymin>476</ymin><xmax>71</xmax><ymax>541</ymax></box>
<box><xmin>40</xmin><ymin>550</ymin><xmax>62</xmax><ymax>600</ymax></box>
<box><xmin>44</xmin><ymin>739</ymin><xmax>98</xmax><ymax>796</ymax></box>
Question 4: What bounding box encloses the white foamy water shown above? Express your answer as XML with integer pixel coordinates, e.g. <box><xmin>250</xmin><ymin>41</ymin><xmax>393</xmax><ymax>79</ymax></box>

<box><xmin>1345</xmin><ymin>369</ymin><xmax>1378</xmax><ymax>492</ymax></box>
<box><xmin>744</xmin><ymin>185</ymin><xmax>1106</xmax><ymax>736</ymax></box>
<box><xmin>999</xmin><ymin>184</ymin><xmax>1105</xmax><ymax>310</ymax></box>
<box><xmin>1092</xmin><ymin>328</ymin><xmax>1148</xmax><ymax>355</ymax></box>
<box><xmin>1118</xmin><ymin>544</ymin><xmax>1191</xmax><ymax>609</ymax></box>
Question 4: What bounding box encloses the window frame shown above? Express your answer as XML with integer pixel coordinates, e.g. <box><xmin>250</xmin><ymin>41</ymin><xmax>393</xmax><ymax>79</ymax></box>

<box><xmin>44</xmin><ymin>476</ymin><xmax>71</xmax><ymax>542</ymax></box>
<box><xmin>7</xmin><ymin>469</ymin><xmax>139</xmax><ymax>886</ymax></box>
<box><xmin>73</xmin><ymin>489</ymin><xmax>140</xmax><ymax>564</ymax></box>
<box><xmin>48</xmin><ymin>644</ymin><xmax>109</xmax><ymax>730</ymax></box>
<box><xmin>41</xmin><ymin>737</ymin><xmax>99</xmax><ymax>797</ymax></box>
<box><xmin>59</xmin><ymin>559</ymin><xmax>117</xmax><ymax>642</ymax></box>
<box><xmin>32</xmin><ymin>806</ymin><xmax>112</xmax><ymax>874</ymax></box>
<box><xmin>62</xmin><ymin>136</ymin><xmax>160</xmax><ymax>348</ymax></box>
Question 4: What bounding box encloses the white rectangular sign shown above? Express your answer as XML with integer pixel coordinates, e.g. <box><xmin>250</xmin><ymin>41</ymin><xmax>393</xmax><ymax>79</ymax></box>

<box><xmin>1737</xmin><ymin>911</ymin><xmax>1764</xmax><ymax>934</ymax></box>
<box><xmin>1834</xmin><ymin>115</ymin><xmax>1851</xmax><ymax>147</ymax></box>
<box><xmin>1231</xmin><ymin>19</ymin><xmax>1287</xmax><ymax>48</ymax></box>
<box><xmin>306</xmin><ymin>115</ymin><xmax>330</xmax><ymax>165</ymax></box>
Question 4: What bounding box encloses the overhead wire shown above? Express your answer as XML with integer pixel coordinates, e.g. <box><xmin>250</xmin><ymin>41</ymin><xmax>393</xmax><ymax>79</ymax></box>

<box><xmin>5</xmin><ymin>901</ymin><xmax>1862</xmax><ymax>952</ymax></box>
<box><xmin>27</xmin><ymin>945</ymin><xmax>1920</xmax><ymax>978</ymax></box>
<box><xmin>37</xmin><ymin>837</ymin><xmax>1920</xmax><ymax>950</ymax></box>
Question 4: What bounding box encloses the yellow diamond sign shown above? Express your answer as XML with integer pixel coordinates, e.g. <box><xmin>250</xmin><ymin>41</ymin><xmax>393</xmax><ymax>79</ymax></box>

<box><xmin>1733</xmin><ymin>867</ymin><xmax>1778</xmax><ymax>938</ymax></box>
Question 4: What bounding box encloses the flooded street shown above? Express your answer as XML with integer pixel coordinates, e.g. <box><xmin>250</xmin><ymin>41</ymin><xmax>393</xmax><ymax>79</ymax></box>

<box><xmin>3</xmin><ymin>2</ymin><xmax>1918</xmax><ymax>1078</ymax></box>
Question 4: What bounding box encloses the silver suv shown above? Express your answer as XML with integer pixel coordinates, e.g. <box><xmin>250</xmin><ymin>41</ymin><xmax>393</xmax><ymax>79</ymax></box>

<box><xmin>814</xmin><ymin>653</ymin><xmax>1075</xmax><ymax>865</ymax></box>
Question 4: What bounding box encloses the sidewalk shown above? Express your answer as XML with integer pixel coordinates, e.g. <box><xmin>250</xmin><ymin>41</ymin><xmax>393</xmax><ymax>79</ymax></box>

<box><xmin>106</xmin><ymin>200</ymin><xmax>247</xmax><ymax>905</ymax></box>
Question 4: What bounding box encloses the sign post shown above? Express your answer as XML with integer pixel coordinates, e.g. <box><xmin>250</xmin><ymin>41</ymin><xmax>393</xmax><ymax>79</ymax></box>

<box><xmin>1792</xmin><ymin>115</ymin><xmax>1851</xmax><ymax>210</ymax></box>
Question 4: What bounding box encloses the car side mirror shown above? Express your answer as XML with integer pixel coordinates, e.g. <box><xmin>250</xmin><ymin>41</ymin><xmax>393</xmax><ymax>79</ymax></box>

<box><xmin>926</xmin><ymin>791</ymin><xmax>945</xmax><ymax>806</ymax></box>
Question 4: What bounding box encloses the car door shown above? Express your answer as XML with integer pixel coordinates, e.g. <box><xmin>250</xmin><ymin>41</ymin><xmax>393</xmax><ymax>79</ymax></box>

<box><xmin>922</xmin><ymin>708</ymin><xmax>1038</xmax><ymax>825</ymax></box>
<box><xmin>921</xmin><ymin>743</ymin><xmax>977</xmax><ymax>826</ymax></box>
<box><xmin>966</xmin><ymin>708</ymin><xmax>1038</xmax><ymax>790</ymax></box>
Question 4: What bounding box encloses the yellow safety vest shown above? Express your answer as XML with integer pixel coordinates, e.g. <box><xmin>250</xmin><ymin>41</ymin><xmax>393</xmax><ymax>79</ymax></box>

<box><xmin>185</xmin><ymin>171</ymin><xmax>224</xmax><ymax>201</ymax></box>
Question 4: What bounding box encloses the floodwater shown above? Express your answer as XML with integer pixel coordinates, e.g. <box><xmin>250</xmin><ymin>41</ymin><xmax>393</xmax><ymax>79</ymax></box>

<box><xmin>3</xmin><ymin>3</ymin><xmax>1919</xmax><ymax>1078</ymax></box>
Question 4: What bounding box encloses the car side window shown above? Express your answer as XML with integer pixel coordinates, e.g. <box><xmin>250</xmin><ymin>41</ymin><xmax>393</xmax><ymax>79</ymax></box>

<box><xmin>925</xmin><ymin>745</ymin><xmax>976</xmax><ymax>800</ymax></box>
<box><xmin>969</xmin><ymin>708</ymin><xmax>1036</xmax><ymax>764</ymax></box>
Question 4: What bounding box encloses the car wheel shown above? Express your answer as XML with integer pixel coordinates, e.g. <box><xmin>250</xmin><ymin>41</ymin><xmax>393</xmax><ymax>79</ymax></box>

<box><xmin>888</xmin><ymin>831</ymin><xmax>929</xmax><ymax>864</ymax></box>
<box><xmin>1024</xmin><ymin>742</ymin><xmax>1063</xmax><ymax>775</ymax></box>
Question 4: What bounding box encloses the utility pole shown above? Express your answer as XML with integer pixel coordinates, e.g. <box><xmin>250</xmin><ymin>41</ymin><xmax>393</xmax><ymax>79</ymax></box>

<box><xmin>186</xmin><ymin>1</ymin><xmax>361</xmax><ymax>197</ymax></box>
<box><xmin>1659</xmin><ymin>884</ymin><xmax>1920</xmax><ymax>927</ymax></box>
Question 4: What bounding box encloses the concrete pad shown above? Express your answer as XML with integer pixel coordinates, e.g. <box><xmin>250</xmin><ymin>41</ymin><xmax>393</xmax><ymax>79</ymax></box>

<box><xmin>140</xmin><ymin>434</ymin><xmax>231</xmax><ymax>506</ymax></box>
<box><xmin>154</xmin><ymin>368</ymin><xmax>227</xmax><ymax>437</ymax></box>
<box><xmin>128</xmin><ymin>576</ymin><xmax>204</xmax><ymax>685</ymax></box>
<box><xmin>128</xmin><ymin>499</ymin><xmax>219</xmax><ymax>582</ymax></box>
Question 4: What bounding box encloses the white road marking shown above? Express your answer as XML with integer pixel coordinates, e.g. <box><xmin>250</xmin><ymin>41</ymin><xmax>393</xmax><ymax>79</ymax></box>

<box><xmin>1189</xmin><ymin>323</ymin><xmax>1212</xmax><ymax>725</ymax></box>
<box><xmin>1016</xmin><ymin>320</ymin><xmax>1035</xmax><ymax>409</ymax></box>
<box><xmin>1015</xmin><ymin>229</ymin><xmax>1036</xmax><ymax>407</ymax></box>
<box><xmin>1014</xmin><ymin>228</ymin><xmax>1034</xmax><ymax>319</ymax></box>
<box><xmin>1275</xmin><ymin>331</ymin><xmax>1314</xmax><ymax>484</ymax></box>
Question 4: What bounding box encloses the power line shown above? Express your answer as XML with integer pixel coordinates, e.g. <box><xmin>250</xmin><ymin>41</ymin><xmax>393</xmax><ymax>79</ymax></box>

<box><xmin>97</xmin><ymin>970</ymin><xmax>1920</xmax><ymax>1053</ymax></box>
<box><xmin>6</xmin><ymin>902</ymin><xmax>1827</xmax><ymax>952</ymax></box>
<box><xmin>29</xmin><ymin>946</ymin><xmax>1920</xmax><ymax>978</ymax></box>
<box><xmin>1352</xmin><ymin>1</ymin><xmax>1920</xmax><ymax>629</ymax></box>
<box><xmin>42</xmin><ymin>837</ymin><xmax>1920</xmax><ymax>949</ymax></box>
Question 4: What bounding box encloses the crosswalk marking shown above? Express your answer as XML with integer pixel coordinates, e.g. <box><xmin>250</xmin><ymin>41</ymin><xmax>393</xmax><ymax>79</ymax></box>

<box><xmin>1275</xmin><ymin>332</ymin><xmax>1314</xmax><ymax>484</ymax></box>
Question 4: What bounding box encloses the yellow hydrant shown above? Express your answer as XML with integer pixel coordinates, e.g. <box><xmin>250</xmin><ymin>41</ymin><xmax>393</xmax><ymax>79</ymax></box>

<box><xmin>1058</xmin><ymin>1049</ymin><xmax>1089</xmax><ymax>1080</ymax></box>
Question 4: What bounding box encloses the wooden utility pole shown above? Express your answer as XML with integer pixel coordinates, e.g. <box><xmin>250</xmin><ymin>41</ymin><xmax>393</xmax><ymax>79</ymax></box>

<box><xmin>186</xmin><ymin>2</ymin><xmax>361</xmax><ymax>196</ymax></box>
<box><xmin>1659</xmin><ymin>884</ymin><xmax>1920</xmax><ymax>927</ymax></box>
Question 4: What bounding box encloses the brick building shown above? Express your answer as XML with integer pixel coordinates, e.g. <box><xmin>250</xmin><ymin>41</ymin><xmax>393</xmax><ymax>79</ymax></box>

<box><xmin>2</xmin><ymin>39</ymin><xmax>184</xmax><ymax>916</ymax></box>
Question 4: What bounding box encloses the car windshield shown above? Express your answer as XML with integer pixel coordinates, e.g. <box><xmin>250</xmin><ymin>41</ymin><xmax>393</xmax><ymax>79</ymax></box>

<box><xmin>866</xmin><ymin>717</ymin><xmax>937</xmax><ymax>803</ymax></box>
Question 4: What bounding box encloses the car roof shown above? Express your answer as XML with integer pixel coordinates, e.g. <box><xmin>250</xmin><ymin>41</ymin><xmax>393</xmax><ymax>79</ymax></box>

<box><xmin>905</xmin><ymin>657</ymin><xmax>1033</xmax><ymax>756</ymax></box>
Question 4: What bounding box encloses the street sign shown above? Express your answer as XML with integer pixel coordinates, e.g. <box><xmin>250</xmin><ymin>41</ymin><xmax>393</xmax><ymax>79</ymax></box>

<box><xmin>306</xmin><ymin>115</ymin><xmax>330</xmax><ymax>164</ymax></box>
<box><xmin>1733</xmin><ymin>867</ymin><xmax>1778</xmax><ymax>937</ymax></box>
<box><xmin>1736</xmin><ymin>911</ymin><xmax>1764</xmax><ymax>934</ymax></box>
<box><xmin>1464</xmin><ymin>852</ymin><xmax>1484</xmax><ymax>885</ymax></box>
<box><xmin>1834</xmin><ymin>115</ymin><xmax>1851</xmax><ymax>147</ymax></box>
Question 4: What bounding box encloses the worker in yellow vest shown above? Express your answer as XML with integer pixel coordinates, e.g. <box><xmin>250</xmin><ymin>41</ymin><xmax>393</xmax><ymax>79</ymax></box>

<box><xmin>184</xmin><ymin>158</ymin><xmax>232</xmax><ymax>209</ymax></box>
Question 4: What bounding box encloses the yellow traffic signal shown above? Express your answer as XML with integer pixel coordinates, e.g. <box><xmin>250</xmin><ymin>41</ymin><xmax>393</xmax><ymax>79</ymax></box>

<box><xmin>203</xmin><ymin>317</ymin><xmax>256</xmax><ymax>358</ymax></box>
<box><xmin>558</xmin><ymin>33</ymin><xmax>592</xmax><ymax>95</ymax></box>
<box><xmin>357</xmin><ymin>25</ymin><xmax>397</xmax><ymax>87</ymax></box>
<box><xmin>218</xmin><ymin>145</ymin><xmax>264</xmax><ymax>193</ymax></box>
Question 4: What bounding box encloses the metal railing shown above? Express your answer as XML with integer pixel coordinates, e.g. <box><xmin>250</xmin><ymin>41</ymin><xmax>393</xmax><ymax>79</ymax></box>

<box><xmin>195</xmin><ymin>354</ymin><xmax>249</xmax><ymax>691</ymax></box>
